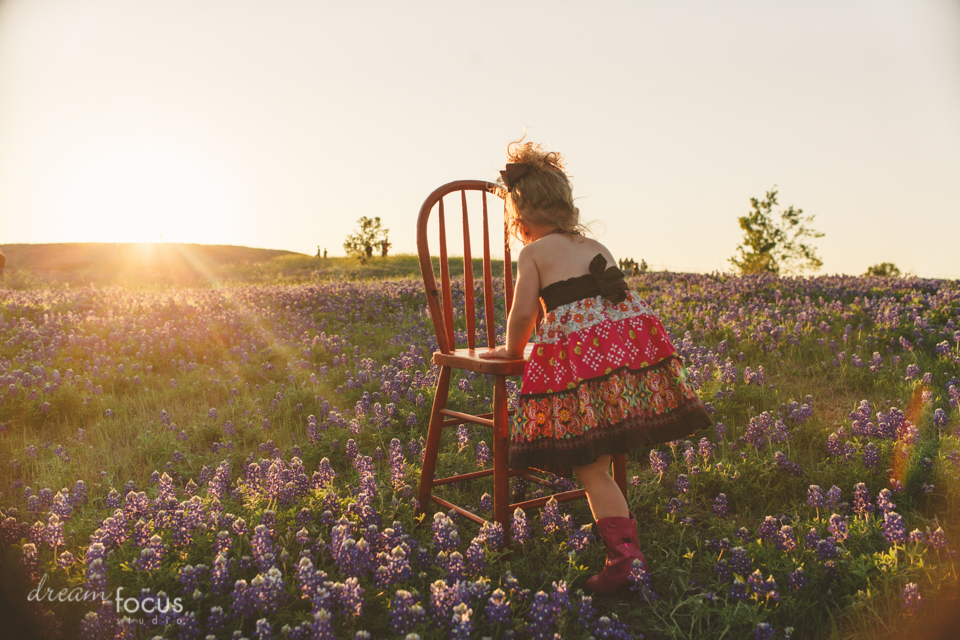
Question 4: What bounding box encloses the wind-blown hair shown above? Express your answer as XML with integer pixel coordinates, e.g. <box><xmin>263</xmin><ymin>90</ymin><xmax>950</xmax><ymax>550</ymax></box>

<box><xmin>496</xmin><ymin>138</ymin><xmax>587</xmax><ymax>242</ymax></box>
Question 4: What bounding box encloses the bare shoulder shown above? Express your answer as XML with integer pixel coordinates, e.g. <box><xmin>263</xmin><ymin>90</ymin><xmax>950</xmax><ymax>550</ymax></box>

<box><xmin>587</xmin><ymin>239</ymin><xmax>618</xmax><ymax>268</ymax></box>
<box><xmin>568</xmin><ymin>235</ymin><xmax>617</xmax><ymax>267</ymax></box>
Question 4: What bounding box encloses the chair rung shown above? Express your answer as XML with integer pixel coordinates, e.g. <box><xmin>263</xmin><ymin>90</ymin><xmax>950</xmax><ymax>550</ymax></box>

<box><xmin>519</xmin><ymin>474</ymin><xmax>554</xmax><ymax>487</ymax></box>
<box><xmin>511</xmin><ymin>489</ymin><xmax>587</xmax><ymax>512</ymax></box>
<box><xmin>432</xmin><ymin>468</ymin><xmax>495</xmax><ymax>486</ymax></box>
<box><xmin>439</xmin><ymin>409</ymin><xmax>493</xmax><ymax>427</ymax></box>
<box><xmin>432</xmin><ymin>467</ymin><xmax>534</xmax><ymax>487</ymax></box>
<box><xmin>429</xmin><ymin>495</ymin><xmax>488</xmax><ymax>526</ymax></box>
<box><xmin>439</xmin><ymin>409</ymin><xmax>518</xmax><ymax>429</ymax></box>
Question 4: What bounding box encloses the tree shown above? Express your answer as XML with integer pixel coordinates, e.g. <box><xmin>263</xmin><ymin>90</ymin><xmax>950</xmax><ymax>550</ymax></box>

<box><xmin>729</xmin><ymin>187</ymin><xmax>824</xmax><ymax>276</ymax></box>
<box><xmin>864</xmin><ymin>262</ymin><xmax>901</xmax><ymax>277</ymax></box>
<box><xmin>343</xmin><ymin>217</ymin><xmax>390</xmax><ymax>264</ymax></box>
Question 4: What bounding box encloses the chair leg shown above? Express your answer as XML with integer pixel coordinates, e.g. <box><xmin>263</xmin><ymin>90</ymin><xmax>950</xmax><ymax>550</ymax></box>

<box><xmin>417</xmin><ymin>365</ymin><xmax>452</xmax><ymax>519</ymax></box>
<box><xmin>492</xmin><ymin>374</ymin><xmax>511</xmax><ymax>546</ymax></box>
<box><xmin>613</xmin><ymin>454</ymin><xmax>627</xmax><ymax>501</ymax></box>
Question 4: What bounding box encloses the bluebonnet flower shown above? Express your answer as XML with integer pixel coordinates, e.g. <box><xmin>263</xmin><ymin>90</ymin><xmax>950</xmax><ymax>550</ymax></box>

<box><xmin>446</xmin><ymin>551</ymin><xmax>467</xmax><ymax>582</ymax></box>
<box><xmin>476</xmin><ymin>521</ymin><xmax>505</xmax><ymax>549</ymax></box>
<box><xmin>807</xmin><ymin>485</ymin><xmax>825</xmax><ymax>510</ymax></box>
<box><xmin>774</xmin><ymin>451</ymin><xmax>803</xmax><ymax>476</ymax></box>
<box><xmin>591</xmin><ymin>614</ymin><xmax>633</xmax><ymax>639</ymax></box>
<box><xmin>429</xmin><ymin>579</ymin><xmax>471</xmax><ymax>630</ymax></box>
<box><xmin>252</xmin><ymin>524</ymin><xmax>277</xmax><ymax>572</ymax></box>
<box><xmin>137</xmin><ymin>534</ymin><xmax>165</xmax><ymax>571</ymax></box>
<box><xmin>456</xmin><ymin>424</ymin><xmax>470</xmax><ymax>450</ymax></box>
<box><xmin>882</xmin><ymin>512</ymin><xmax>907</xmax><ymax>545</ymax></box>
<box><xmin>816</xmin><ymin>538</ymin><xmax>838</xmax><ymax>561</ymax></box>
<box><xmin>540</xmin><ymin>497</ymin><xmax>565</xmax><ymax>535</ymax></box>
<box><xmin>315</xmin><ymin>457</ymin><xmax>337</xmax><ymax>488</ymax></box>
<box><xmin>45</xmin><ymin>513</ymin><xmax>65</xmax><ymax>548</ymax></box>
<box><xmin>777</xmin><ymin>526</ymin><xmax>797</xmax><ymax>553</ymax></box>
<box><xmin>666</xmin><ymin>497</ymin><xmax>684</xmax><ymax>514</ymax></box>
<box><xmin>649</xmin><ymin>449</ymin><xmax>671</xmax><ymax>475</ymax></box>
<box><xmin>788</xmin><ymin>566</ymin><xmax>808</xmax><ymax>590</ymax></box>
<box><xmin>432</xmin><ymin>512</ymin><xmax>460</xmax><ymax>552</ymax></box>
<box><xmin>525</xmin><ymin>590</ymin><xmax>557</xmax><ymax>640</ymax></box>
<box><xmin>311</xmin><ymin>608</ymin><xmax>336</xmax><ymax>639</ymax></box>
<box><xmin>675</xmin><ymin>473</ymin><xmax>690</xmax><ymax>494</ymax></box>
<box><xmin>479</xmin><ymin>492</ymin><xmax>493</xmax><ymax>512</ymax></box>
<box><xmin>389</xmin><ymin>590</ymin><xmax>426</xmax><ymax>635</ymax></box>
<box><xmin>20</xmin><ymin>542</ymin><xmax>40</xmax><ymax>581</ymax></box>
<box><xmin>512</xmin><ymin>508</ymin><xmax>530</xmax><ymax>545</ymax></box>
<box><xmin>714</xmin><ymin>559</ymin><xmax>732</xmax><ymax>582</ymax></box>
<box><xmin>629</xmin><ymin>559</ymin><xmax>658</xmax><ymax>601</ymax></box>
<box><xmin>567</xmin><ymin>524</ymin><xmax>594</xmax><ymax>554</ymax></box>
<box><xmin>577</xmin><ymin>593</ymin><xmax>598</xmax><ymax>629</ymax></box>
<box><xmin>696</xmin><ymin>437</ymin><xmax>716</xmax><ymax>463</ymax></box>
<box><xmin>465</xmin><ymin>538</ymin><xmax>487</xmax><ymax>575</ymax></box>
<box><xmin>825</xmin><ymin>485</ymin><xmax>841</xmax><ymax>508</ymax></box>
<box><xmin>57</xmin><ymin>550</ymin><xmax>75</xmax><ymax>569</ymax></box>
<box><xmin>862</xmin><ymin>443</ymin><xmax>881</xmax><ymax>470</ymax></box>
<box><xmin>388</xmin><ymin>438</ymin><xmax>407</xmax><ymax>492</ymax></box>
<box><xmin>211</xmin><ymin>552</ymin><xmax>232</xmax><ymax>595</ymax></box>
<box><xmin>178</xmin><ymin>563</ymin><xmax>208</xmax><ymax>592</ymax></box>
<box><xmin>485</xmin><ymin>588</ymin><xmax>511</xmax><ymax>625</ymax></box>
<box><xmin>475</xmin><ymin>441</ymin><xmax>491</xmax><ymax>468</ymax></box>
<box><xmin>934</xmin><ymin>408</ymin><xmax>947</xmax><ymax>429</ymax></box>
<box><xmin>345</xmin><ymin>438</ymin><xmax>359</xmax><ymax>462</ymax></box>
<box><xmin>828</xmin><ymin>514</ymin><xmax>849</xmax><ymax>543</ymax></box>
<box><xmin>927</xmin><ymin>527</ymin><xmax>948</xmax><ymax>550</ymax></box>
<box><xmin>450</xmin><ymin>602</ymin><xmax>473</xmax><ymax>640</ymax></box>
<box><xmin>714</xmin><ymin>493</ymin><xmax>728</xmax><ymax>517</ymax></box>
<box><xmin>336</xmin><ymin>577</ymin><xmax>365</xmax><ymax>617</ymax></box>
<box><xmin>877</xmin><ymin>488</ymin><xmax>896</xmax><ymax>514</ymax></box>
<box><xmin>730</xmin><ymin>547</ymin><xmax>752</xmax><ymax>576</ymax></box>
<box><xmin>826</xmin><ymin>433</ymin><xmax>843</xmax><ymax>457</ymax></box>
<box><xmin>754</xmin><ymin>622</ymin><xmax>775</xmax><ymax>640</ymax></box>
<box><xmin>728</xmin><ymin>578</ymin><xmax>749</xmax><ymax>600</ymax></box>
<box><xmin>901</xmin><ymin>583</ymin><xmax>923</xmax><ymax>614</ymax></box>
<box><xmin>758</xmin><ymin>516</ymin><xmax>778</xmax><ymax>542</ymax></box>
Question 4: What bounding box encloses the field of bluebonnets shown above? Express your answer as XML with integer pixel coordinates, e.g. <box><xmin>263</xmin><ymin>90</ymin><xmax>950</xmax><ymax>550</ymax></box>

<box><xmin>1</xmin><ymin>255</ymin><xmax>960</xmax><ymax>640</ymax></box>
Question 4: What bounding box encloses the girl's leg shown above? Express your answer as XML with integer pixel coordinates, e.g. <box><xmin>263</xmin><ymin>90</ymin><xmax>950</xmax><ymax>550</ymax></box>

<box><xmin>574</xmin><ymin>455</ymin><xmax>645</xmax><ymax>594</ymax></box>
<box><xmin>572</xmin><ymin>455</ymin><xmax>629</xmax><ymax>520</ymax></box>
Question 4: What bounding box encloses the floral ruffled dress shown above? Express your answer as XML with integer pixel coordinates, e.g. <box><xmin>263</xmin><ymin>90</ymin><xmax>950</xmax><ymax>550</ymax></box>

<box><xmin>510</xmin><ymin>254</ymin><xmax>712</xmax><ymax>476</ymax></box>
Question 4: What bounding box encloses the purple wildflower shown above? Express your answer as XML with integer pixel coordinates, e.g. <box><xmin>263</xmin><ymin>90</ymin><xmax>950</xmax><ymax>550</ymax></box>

<box><xmin>901</xmin><ymin>583</ymin><xmax>923</xmax><ymax>614</ymax></box>
<box><xmin>713</xmin><ymin>493</ymin><xmax>728</xmax><ymax>517</ymax></box>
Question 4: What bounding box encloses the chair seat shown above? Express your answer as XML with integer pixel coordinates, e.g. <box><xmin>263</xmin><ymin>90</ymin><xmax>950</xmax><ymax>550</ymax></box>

<box><xmin>432</xmin><ymin>343</ymin><xmax>533</xmax><ymax>375</ymax></box>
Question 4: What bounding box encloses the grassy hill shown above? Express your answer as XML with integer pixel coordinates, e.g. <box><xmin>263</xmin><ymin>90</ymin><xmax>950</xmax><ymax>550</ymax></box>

<box><xmin>0</xmin><ymin>242</ymin><xmax>513</xmax><ymax>288</ymax></box>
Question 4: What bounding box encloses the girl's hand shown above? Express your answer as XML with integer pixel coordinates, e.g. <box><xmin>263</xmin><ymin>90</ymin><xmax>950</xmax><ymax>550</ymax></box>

<box><xmin>478</xmin><ymin>346</ymin><xmax>512</xmax><ymax>360</ymax></box>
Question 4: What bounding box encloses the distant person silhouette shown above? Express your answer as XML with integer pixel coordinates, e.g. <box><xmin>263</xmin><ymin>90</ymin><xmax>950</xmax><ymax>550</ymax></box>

<box><xmin>323</xmin><ymin>248</ymin><xmax>328</xmax><ymax>258</ymax></box>
<box><xmin>0</xmin><ymin>247</ymin><xmax>5</xmax><ymax>281</ymax></box>
<box><xmin>381</xmin><ymin>240</ymin><xmax>391</xmax><ymax>257</ymax></box>
<box><xmin>365</xmin><ymin>243</ymin><xmax>373</xmax><ymax>260</ymax></box>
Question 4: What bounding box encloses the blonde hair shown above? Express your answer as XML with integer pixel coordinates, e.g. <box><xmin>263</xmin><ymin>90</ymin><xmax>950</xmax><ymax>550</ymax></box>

<box><xmin>497</xmin><ymin>138</ymin><xmax>587</xmax><ymax>242</ymax></box>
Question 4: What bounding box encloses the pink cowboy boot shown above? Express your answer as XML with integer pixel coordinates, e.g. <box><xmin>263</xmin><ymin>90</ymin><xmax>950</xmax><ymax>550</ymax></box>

<box><xmin>585</xmin><ymin>512</ymin><xmax>647</xmax><ymax>595</ymax></box>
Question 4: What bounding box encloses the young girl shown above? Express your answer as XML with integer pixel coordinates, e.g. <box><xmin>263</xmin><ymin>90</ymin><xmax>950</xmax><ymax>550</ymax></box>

<box><xmin>480</xmin><ymin>140</ymin><xmax>713</xmax><ymax>594</ymax></box>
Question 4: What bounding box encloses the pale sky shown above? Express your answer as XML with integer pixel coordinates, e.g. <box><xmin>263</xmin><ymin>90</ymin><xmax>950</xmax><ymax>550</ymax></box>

<box><xmin>1</xmin><ymin>0</ymin><xmax>958</xmax><ymax>277</ymax></box>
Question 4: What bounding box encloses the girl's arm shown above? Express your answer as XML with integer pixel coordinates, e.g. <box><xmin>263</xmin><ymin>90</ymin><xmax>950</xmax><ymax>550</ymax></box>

<box><xmin>480</xmin><ymin>245</ymin><xmax>540</xmax><ymax>359</ymax></box>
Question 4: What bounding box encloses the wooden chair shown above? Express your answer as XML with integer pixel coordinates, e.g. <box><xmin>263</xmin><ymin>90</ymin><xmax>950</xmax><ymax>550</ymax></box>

<box><xmin>415</xmin><ymin>179</ymin><xmax>627</xmax><ymax>545</ymax></box>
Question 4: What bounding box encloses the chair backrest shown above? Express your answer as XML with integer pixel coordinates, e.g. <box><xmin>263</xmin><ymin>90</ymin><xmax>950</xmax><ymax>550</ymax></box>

<box><xmin>416</xmin><ymin>180</ymin><xmax>514</xmax><ymax>355</ymax></box>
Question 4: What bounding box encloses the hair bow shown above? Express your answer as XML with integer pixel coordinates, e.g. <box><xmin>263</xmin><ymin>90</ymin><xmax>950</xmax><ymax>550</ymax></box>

<box><xmin>589</xmin><ymin>254</ymin><xmax>629</xmax><ymax>304</ymax></box>
<box><xmin>499</xmin><ymin>163</ymin><xmax>529</xmax><ymax>192</ymax></box>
